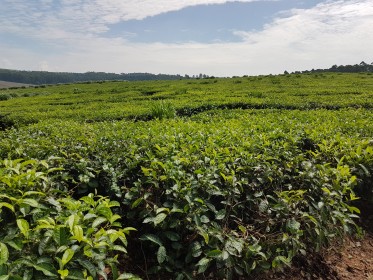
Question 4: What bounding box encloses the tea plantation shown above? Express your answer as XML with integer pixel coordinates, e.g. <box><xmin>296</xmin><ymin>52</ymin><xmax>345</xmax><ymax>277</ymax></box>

<box><xmin>0</xmin><ymin>72</ymin><xmax>372</xmax><ymax>279</ymax></box>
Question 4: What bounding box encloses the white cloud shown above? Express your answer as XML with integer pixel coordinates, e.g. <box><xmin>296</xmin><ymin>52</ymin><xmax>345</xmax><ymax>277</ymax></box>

<box><xmin>38</xmin><ymin>61</ymin><xmax>50</xmax><ymax>71</ymax></box>
<box><xmin>0</xmin><ymin>0</ymin><xmax>372</xmax><ymax>76</ymax></box>
<box><xmin>232</xmin><ymin>0</ymin><xmax>373</xmax><ymax>71</ymax></box>
<box><xmin>0</xmin><ymin>58</ymin><xmax>14</xmax><ymax>69</ymax></box>
<box><xmin>89</xmin><ymin>0</ymin><xmax>266</xmax><ymax>21</ymax></box>
<box><xmin>0</xmin><ymin>0</ymin><xmax>268</xmax><ymax>38</ymax></box>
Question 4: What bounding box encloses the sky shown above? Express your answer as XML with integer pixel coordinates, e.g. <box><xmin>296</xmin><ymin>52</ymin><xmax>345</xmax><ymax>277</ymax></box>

<box><xmin>0</xmin><ymin>0</ymin><xmax>372</xmax><ymax>76</ymax></box>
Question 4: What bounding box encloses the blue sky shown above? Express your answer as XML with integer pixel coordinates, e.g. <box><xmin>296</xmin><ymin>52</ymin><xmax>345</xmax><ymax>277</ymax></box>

<box><xmin>0</xmin><ymin>0</ymin><xmax>372</xmax><ymax>76</ymax></box>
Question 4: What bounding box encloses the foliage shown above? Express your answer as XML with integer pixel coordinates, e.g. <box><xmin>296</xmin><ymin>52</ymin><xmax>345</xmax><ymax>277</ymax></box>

<box><xmin>0</xmin><ymin>72</ymin><xmax>372</xmax><ymax>126</ymax></box>
<box><xmin>149</xmin><ymin>100</ymin><xmax>176</xmax><ymax>120</ymax></box>
<box><xmin>295</xmin><ymin>61</ymin><xmax>373</xmax><ymax>74</ymax></box>
<box><xmin>0</xmin><ymin>159</ymin><xmax>136</xmax><ymax>280</ymax></box>
<box><xmin>0</xmin><ymin>108</ymin><xmax>372</xmax><ymax>278</ymax></box>
<box><xmin>0</xmin><ymin>73</ymin><xmax>372</xmax><ymax>278</ymax></box>
<box><xmin>0</xmin><ymin>68</ymin><xmax>183</xmax><ymax>85</ymax></box>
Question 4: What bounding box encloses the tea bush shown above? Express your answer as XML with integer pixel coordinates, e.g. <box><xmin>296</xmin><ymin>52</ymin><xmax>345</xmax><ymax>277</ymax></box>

<box><xmin>0</xmin><ymin>73</ymin><xmax>372</xmax><ymax>278</ymax></box>
<box><xmin>149</xmin><ymin>100</ymin><xmax>176</xmax><ymax>120</ymax></box>
<box><xmin>0</xmin><ymin>108</ymin><xmax>372</xmax><ymax>278</ymax></box>
<box><xmin>0</xmin><ymin>159</ymin><xmax>138</xmax><ymax>280</ymax></box>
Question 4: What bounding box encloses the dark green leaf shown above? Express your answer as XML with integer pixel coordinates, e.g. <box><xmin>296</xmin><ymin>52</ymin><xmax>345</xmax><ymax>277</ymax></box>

<box><xmin>77</xmin><ymin>259</ymin><xmax>96</xmax><ymax>277</ymax></box>
<box><xmin>117</xmin><ymin>273</ymin><xmax>142</xmax><ymax>280</ymax></box>
<box><xmin>139</xmin><ymin>234</ymin><xmax>163</xmax><ymax>246</ymax></box>
<box><xmin>33</xmin><ymin>263</ymin><xmax>57</xmax><ymax>277</ymax></box>
<box><xmin>207</xmin><ymin>249</ymin><xmax>222</xmax><ymax>258</ymax></box>
<box><xmin>197</xmin><ymin>257</ymin><xmax>211</xmax><ymax>273</ymax></box>
<box><xmin>154</xmin><ymin>213</ymin><xmax>167</xmax><ymax>226</ymax></box>
<box><xmin>163</xmin><ymin>231</ymin><xmax>180</xmax><ymax>241</ymax></box>
<box><xmin>0</xmin><ymin>243</ymin><xmax>8</xmax><ymax>265</ymax></box>
<box><xmin>157</xmin><ymin>246</ymin><xmax>167</xmax><ymax>264</ymax></box>
<box><xmin>191</xmin><ymin>241</ymin><xmax>202</xmax><ymax>258</ymax></box>
<box><xmin>215</xmin><ymin>209</ymin><xmax>226</xmax><ymax>220</ymax></box>
<box><xmin>38</xmin><ymin>236</ymin><xmax>51</xmax><ymax>255</ymax></box>
<box><xmin>54</xmin><ymin>227</ymin><xmax>69</xmax><ymax>246</ymax></box>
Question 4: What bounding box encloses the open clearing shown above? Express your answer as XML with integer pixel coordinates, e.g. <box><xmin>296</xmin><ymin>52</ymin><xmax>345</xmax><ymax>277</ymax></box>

<box><xmin>0</xmin><ymin>80</ymin><xmax>33</xmax><ymax>88</ymax></box>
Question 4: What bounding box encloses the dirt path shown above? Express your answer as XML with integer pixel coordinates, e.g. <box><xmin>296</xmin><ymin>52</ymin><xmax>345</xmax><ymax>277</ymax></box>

<box><xmin>323</xmin><ymin>233</ymin><xmax>373</xmax><ymax>280</ymax></box>
<box><xmin>323</xmin><ymin>200</ymin><xmax>373</xmax><ymax>280</ymax></box>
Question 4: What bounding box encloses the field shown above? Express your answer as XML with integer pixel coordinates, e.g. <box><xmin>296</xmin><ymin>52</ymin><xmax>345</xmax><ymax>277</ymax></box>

<box><xmin>0</xmin><ymin>80</ymin><xmax>33</xmax><ymax>89</ymax></box>
<box><xmin>0</xmin><ymin>72</ymin><xmax>372</xmax><ymax>279</ymax></box>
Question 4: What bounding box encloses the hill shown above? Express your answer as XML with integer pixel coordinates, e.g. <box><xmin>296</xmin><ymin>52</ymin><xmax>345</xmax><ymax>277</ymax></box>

<box><xmin>0</xmin><ymin>68</ymin><xmax>185</xmax><ymax>85</ymax></box>
<box><xmin>1</xmin><ymin>62</ymin><xmax>372</xmax><ymax>86</ymax></box>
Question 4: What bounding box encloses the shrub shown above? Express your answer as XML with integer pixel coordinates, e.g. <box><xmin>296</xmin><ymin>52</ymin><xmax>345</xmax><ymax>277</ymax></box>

<box><xmin>0</xmin><ymin>94</ymin><xmax>11</xmax><ymax>101</ymax></box>
<box><xmin>149</xmin><ymin>100</ymin><xmax>176</xmax><ymax>120</ymax></box>
<box><xmin>0</xmin><ymin>159</ymin><xmax>137</xmax><ymax>280</ymax></box>
<box><xmin>174</xmin><ymin>88</ymin><xmax>188</xmax><ymax>95</ymax></box>
<box><xmin>73</xmin><ymin>88</ymin><xmax>83</xmax><ymax>94</ymax></box>
<box><xmin>248</xmin><ymin>92</ymin><xmax>264</xmax><ymax>98</ymax></box>
<box><xmin>119</xmin><ymin>129</ymin><xmax>361</xmax><ymax>279</ymax></box>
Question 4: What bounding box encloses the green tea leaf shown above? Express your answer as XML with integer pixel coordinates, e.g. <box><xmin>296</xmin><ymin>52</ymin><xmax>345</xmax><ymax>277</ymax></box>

<box><xmin>347</xmin><ymin>205</ymin><xmax>360</xmax><ymax>214</ymax></box>
<box><xmin>163</xmin><ymin>231</ymin><xmax>180</xmax><ymax>241</ymax></box>
<box><xmin>92</xmin><ymin>217</ymin><xmax>107</xmax><ymax>228</ymax></box>
<box><xmin>0</xmin><ymin>203</ymin><xmax>14</xmax><ymax>212</ymax></box>
<box><xmin>66</xmin><ymin>214</ymin><xmax>79</xmax><ymax>231</ymax></box>
<box><xmin>272</xmin><ymin>255</ymin><xmax>291</xmax><ymax>268</ymax></box>
<box><xmin>110</xmin><ymin>214</ymin><xmax>121</xmax><ymax>224</ymax></box>
<box><xmin>112</xmin><ymin>245</ymin><xmax>127</xmax><ymax>253</ymax></box>
<box><xmin>197</xmin><ymin>257</ymin><xmax>211</xmax><ymax>273</ymax></box>
<box><xmin>54</xmin><ymin>227</ymin><xmax>69</xmax><ymax>246</ymax></box>
<box><xmin>33</xmin><ymin>263</ymin><xmax>57</xmax><ymax>277</ymax></box>
<box><xmin>18</xmin><ymin>198</ymin><xmax>39</xmax><ymax>208</ymax></box>
<box><xmin>117</xmin><ymin>273</ymin><xmax>142</xmax><ymax>280</ymax></box>
<box><xmin>139</xmin><ymin>234</ymin><xmax>163</xmax><ymax>246</ymax></box>
<box><xmin>154</xmin><ymin>213</ymin><xmax>167</xmax><ymax>226</ymax></box>
<box><xmin>131</xmin><ymin>198</ymin><xmax>143</xmax><ymax>209</ymax></box>
<box><xmin>97</xmin><ymin>206</ymin><xmax>113</xmax><ymax>220</ymax></box>
<box><xmin>157</xmin><ymin>246</ymin><xmax>167</xmax><ymax>264</ymax></box>
<box><xmin>61</xmin><ymin>248</ymin><xmax>74</xmax><ymax>266</ymax></box>
<box><xmin>16</xmin><ymin>219</ymin><xmax>29</xmax><ymax>239</ymax></box>
<box><xmin>215</xmin><ymin>209</ymin><xmax>226</xmax><ymax>220</ymax></box>
<box><xmin>38</xmin><ymin>236</ymin><xmax>51</xmax><ymax>255</ymax></box>
<box><xmin>207</xmin><ymin>249</ymin><xmax>222</xmax><ymax>258</ymax></box>
<box><xmin>156</xmin><ymin>207</ymin><xmax>170</xmax><ymax>214</ymax></box>
<box><xmin>0</xmin><ymin>243</ymin><xmax>9</xmax><ymax>265</ymax></box>
<box><xmin>77</xmin><ymin>259</ymin><xmax>96</xmax><ymax>277</ymax></box>
<box><xmin>191</xmin><ymin>241</ymin><xmax>202</xmax><ymax>257</ymax></box>
<box><xmin>58</xmin><ymin>269</ymin><xmax>69</xmax><ymax>278</ymax></box>
<box><xmin>22</xmin><ymin>191</ymin><xmax>45</xmax><ymax>197</ymax></box>
<box><xmin>71</xmin><ymin>225</ymin><xmax>84</xmax><ymax>242</ymax></box>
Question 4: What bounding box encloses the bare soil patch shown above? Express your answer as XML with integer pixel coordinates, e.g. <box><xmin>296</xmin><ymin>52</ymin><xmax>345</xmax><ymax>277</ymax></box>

<box><xmin>261</xmin><ymin>200</ymin><xmax>373</xmax><ymax>280</ymax></box>
<box><xmin>0</xmin><ymin>80</ymin><xmax>33</xmax><ymax>88</ymax></box>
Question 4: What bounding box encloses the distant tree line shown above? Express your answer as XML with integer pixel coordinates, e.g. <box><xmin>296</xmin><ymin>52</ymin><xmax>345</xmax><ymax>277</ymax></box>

<box><xmin>287</xmin><ymin>61</ymin><xmax>373</xmax><ymax>75</ymax></box>
<box><xmin>0</xmin><ymin>69</ymin><xmax>187</xmax><ymax>85</ymax></box>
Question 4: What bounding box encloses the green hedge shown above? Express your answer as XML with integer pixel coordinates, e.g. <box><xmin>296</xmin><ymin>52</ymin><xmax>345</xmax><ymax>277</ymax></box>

<box><xmin>0</xmin><ymin>108</ymin><xmax>372</xmax><ymax>278</ymax></box>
